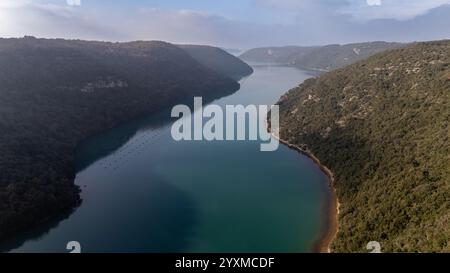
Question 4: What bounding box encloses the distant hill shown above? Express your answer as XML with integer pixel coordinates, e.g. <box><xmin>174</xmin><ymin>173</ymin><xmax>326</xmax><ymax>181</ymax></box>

<box><xmin>178</xmin><ymin>44</ymin><xmax>253</xmax><ymax>80</ymax></box>
<box><xmin>240</xmin><ymin>46</ymin><xmax>316</xmax><ymax>65</ymax></box>
<box><xmin>0</xmin><ymin>37</ymin><xmax>241</xmax><ymax>241</ymax></box>
<box><xmin>221</xmin><ymin>48</ymin><xmax>243</xmax><ymax>57</ymax></box>
<box><xmin>240</xmin><ymin>42</ymin><xmax>403</xmax><ymax>71</ymax></box>
<box><xmin>277</xmin><ymin>40</ymin><xmax>450</xmax><ymax>252</ymax></box>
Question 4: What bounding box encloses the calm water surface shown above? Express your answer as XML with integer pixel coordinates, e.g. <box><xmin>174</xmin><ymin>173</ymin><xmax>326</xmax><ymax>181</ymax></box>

<box><xmin>8</xmin><ymin>65</ymin><xmax>331</xmax><ymax>253</ymax></box>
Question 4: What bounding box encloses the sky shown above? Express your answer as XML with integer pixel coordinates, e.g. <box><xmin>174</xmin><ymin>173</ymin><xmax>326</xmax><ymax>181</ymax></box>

<box><xmin>0</xmin><ymin>0</ymin><xmax>449</xmax><ymax>49</ymax></box>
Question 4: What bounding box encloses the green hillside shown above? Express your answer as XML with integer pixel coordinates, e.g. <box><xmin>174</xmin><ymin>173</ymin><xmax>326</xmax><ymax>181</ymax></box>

<box><xmin>0</xmin><ymin>37</ymin><xmax>241</xmax><ymax>241</ymax></box>
<box><xmin>277</xmin><ymin>41</ymin><xmax>450</xmax><ymax>252</ymax></box>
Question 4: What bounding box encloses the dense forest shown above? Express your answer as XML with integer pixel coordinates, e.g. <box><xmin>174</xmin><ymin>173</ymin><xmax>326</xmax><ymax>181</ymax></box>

<box><xmin>277</xmin><ymin>41</ymin><xmax>449</xmax><ymax>252</ymax></box>
<box><xmin>240</xmin><ymin>42</ymin><xmax>403</xmax><ymax>71</ymax></box>
<box><xmin>0</xmin><ymin>37</ymin><xmax>246</xmax><ymax>242</ymax></box>
<box><xmin>178</xmin><ymin>45</ymin><xmax>253</xmax><ymax>80</ymax></box>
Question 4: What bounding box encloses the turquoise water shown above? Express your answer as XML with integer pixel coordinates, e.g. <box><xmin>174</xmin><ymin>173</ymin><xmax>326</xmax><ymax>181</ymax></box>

<box><xmin>7</xmin><ymin>65</ymin><xmax>331</xmax><ymax>253</ymax></box>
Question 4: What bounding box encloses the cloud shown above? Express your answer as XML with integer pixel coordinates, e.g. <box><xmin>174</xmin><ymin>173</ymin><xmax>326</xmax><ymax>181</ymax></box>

<box><xmin>256</xmin><ymin>0</ymin><xmax>450</xmax><ymax>21</ymax></box>
<box><xmin>0</xmin><ymin>1</ymin><xmax>449</xmax><ymax>48</ymax></box>
<box><xmin>366</xmin><ymin>0</ymin><xmax>382</xmax><ymax>6</ymax></box>
<box><xmin>124</xmin><ymin>5</ymin><xmax>450</xmax><ymax>47</ymax></box>
<box><xmin>122</xmin><ymin>8</ymin><xmax>295</xmax><ymax>47</ymax></box>
<box><xmin>67</xmin><ymin>0</ymin><xmax>81</xmax><ymax>7</ymax></box>
<box><xmin>341</xmin><ymin>0</ymin><xmax>450</xmax><ymax>20</ymax></box>
<box><xmin>0</xmin><ymin>1</ymin><xmax>120</xmax><ymax>40</ymax></box>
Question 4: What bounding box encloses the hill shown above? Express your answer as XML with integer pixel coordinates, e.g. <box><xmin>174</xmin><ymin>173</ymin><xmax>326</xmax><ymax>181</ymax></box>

<box><xmin>178</xmin><ymin>44</ymin><xmax>253</xmax><ymax>80</ymax></box>
<box><xmin>277</xmin><ymin>41</ymin><xmax>450</xmax><ymax>252</ymax></box>
<box><xmin>0</xmin><ymin>37</ymin><xmax>241</xmax><ymax>241</ymax></box>
<box><xmin>240</xmin><ymin>46</ymin><xmax>315</xmax><ymax>65</ymax></box>
<box><xmin>240</xmin><ymin>42</ymin><xmax>403</xmax><ymax>71</ymax></box>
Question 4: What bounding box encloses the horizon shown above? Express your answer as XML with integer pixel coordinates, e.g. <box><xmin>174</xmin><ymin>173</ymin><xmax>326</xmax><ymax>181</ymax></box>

<box><xmin>3</xmin><ymin>35</ymin><xmax>449</xmax><ymax>52</ymax></box>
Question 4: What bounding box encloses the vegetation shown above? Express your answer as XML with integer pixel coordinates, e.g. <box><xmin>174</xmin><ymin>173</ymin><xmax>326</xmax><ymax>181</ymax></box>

<box><xmin>278</xmin><ymin>41</ymin><xmax>450</xmax><ymax>252</ymax></box>
<box><xmin>0</xmin><ymin>37</ymin><xmax>243</xmax><ymax>242</ymax></box>
<box><xmin>179</xmin><ymin>44</ymin><xmax>253</xmax><ymax>80</ymax></box>
<box><xmin>240</xmin><ymin>42</ymin><xmax>403</xmax><ymax>71</ymax></box>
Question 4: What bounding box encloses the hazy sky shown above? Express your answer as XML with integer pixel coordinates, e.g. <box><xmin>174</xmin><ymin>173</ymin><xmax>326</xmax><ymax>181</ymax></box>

<box><xmin>0</xmin><ymin>0</ymin><xmax>449</xmax><ymax>48</ymax></box>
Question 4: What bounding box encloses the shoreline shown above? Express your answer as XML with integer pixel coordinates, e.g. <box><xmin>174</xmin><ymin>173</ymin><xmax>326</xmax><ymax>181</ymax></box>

<box><xmin>272</xmin><ymin>134</ymin><xmax>340</xmax><ymax>253</ymax></box>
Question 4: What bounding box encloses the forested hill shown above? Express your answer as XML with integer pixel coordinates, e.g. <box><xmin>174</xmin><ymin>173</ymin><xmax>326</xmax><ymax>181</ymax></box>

<box><xmin>178</xmin><ymin>44</ymin><xmax>253</xmax><ymax>80</ymax></box>
<box><xmin>0</xmin><ymin>37</ymin><xmax>241</xmax><ymax>242</ymax></box>
<box><xmin>277</xmin><ymin>40</ymin><xmax>450</xmax><ymax>252</ymax></box>
<box><xmin>240</xmin><ymin>42</ymin><xmax>403</xmax><ymax>71</ymax></box>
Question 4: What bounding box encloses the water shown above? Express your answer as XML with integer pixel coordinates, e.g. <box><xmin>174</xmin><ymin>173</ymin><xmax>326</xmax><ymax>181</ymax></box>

<box><xmin>6</xmin><ymin>65</ymin><xmax>331</xmax><ymax>253</ymax></box>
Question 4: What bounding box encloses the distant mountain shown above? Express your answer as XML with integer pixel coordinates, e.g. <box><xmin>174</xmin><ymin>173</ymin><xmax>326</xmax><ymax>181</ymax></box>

<box><xmin>0</xmin><ymin>37</ymin><xmax>241</xmax><ymax>241</ymax></box>
<box><xmin>240</xmin><ymin>46</ymin><xmax>316</xmax><ymax>65</ymax></box>
<box><xmin>277</xmin><ymin>40</ymin><xmax>450</xmax><ymax>252</ymax></box>
<box><xmin>178</xmin><ymin>44</ymin><xmax>253</xmax><ymax>80</ymax></box>
<box><xmin>240</xmin><ymin>42</ymin><xmax>403</xmax><ymax>71</ymax></box>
